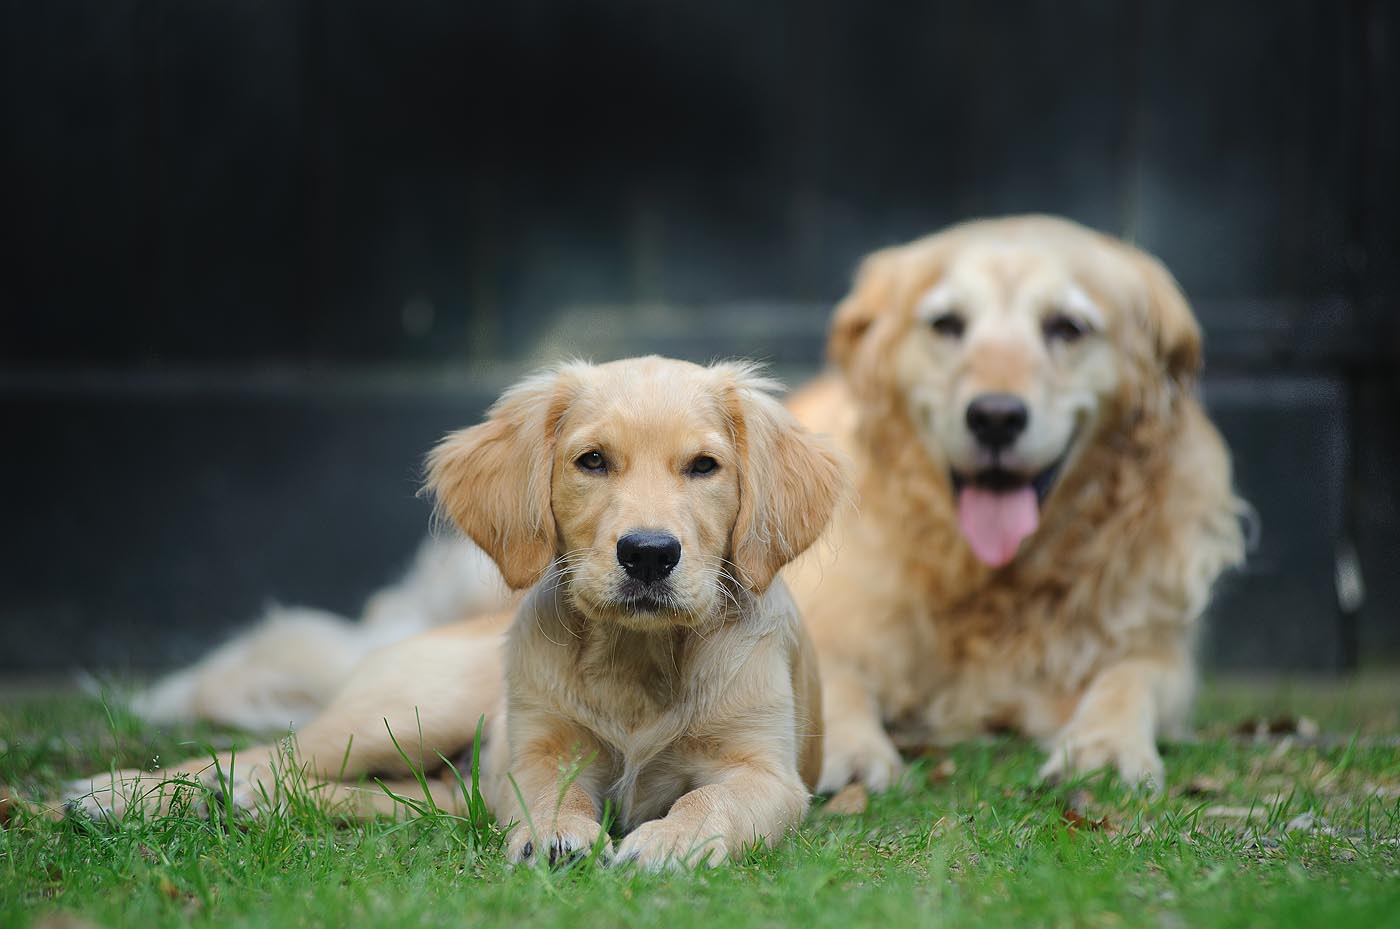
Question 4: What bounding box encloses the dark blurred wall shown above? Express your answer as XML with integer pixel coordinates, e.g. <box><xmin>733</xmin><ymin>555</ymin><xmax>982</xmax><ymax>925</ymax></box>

<box><xmin>2</xmin><ymin>0</ymin><xmax>1397</xmax><ymax>671</ymax></box>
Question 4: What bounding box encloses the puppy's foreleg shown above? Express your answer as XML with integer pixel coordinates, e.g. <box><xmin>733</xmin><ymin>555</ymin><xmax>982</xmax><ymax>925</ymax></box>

<box><xmin>498</xmin><ymin>720</ymin><xmax>606</xmax><ymax>867</ymax></box>
<box><xmin>612</xmin><ymin>759</ymin><xmax>808</xmax><ymax>870</ymax></box>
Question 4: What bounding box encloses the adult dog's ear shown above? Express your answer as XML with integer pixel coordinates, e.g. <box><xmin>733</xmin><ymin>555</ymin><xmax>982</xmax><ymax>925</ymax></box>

<box><xmin>829</xmin><ymin>247</ymin><xmax>900</xmax><ymax>371</ymax></box>
<box><xmin>1132</xmin><ymin>250</ymin><xmax>1202</xmax><ymax>383</ymax></box>
<box><xmin>721</xmin><ymin>365</ymin><xmax>848</xmax><ymax>593</ymax></box>
<box><xmin>425</xmin><ymin>367</ymin><xmax>578</xmax><ymax>589</ymax></box>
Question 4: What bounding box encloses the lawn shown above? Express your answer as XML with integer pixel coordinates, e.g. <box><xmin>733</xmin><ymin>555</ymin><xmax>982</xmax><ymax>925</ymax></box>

<box><xmin>2</xmin><ymin>675</ymin><xmax>1398</xmax><ymax>929</ymax></box>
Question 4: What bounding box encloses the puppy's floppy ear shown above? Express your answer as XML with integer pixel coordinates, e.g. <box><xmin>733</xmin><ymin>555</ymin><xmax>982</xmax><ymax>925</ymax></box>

<box><xmin>720</xmin><ymin>365</ymin><xmax>848</xmax><ymax>593</ymax></box>
<box><xmin>425</xmin><ymin>367</ymin><xmax>578</xmax><ymax>589</ymax></box>
<box><xmin>829</xmin><ymin>247</ymin><xmax>900</xmax><ymax>371</ymax></box>
<box><xmin>1132</xmin><ymin>250</ymin><xmax>1202</xmax><ymax>383</ymax></box>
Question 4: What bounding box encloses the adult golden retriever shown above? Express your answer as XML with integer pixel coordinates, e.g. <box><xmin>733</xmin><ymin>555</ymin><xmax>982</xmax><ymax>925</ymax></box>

<box><xmin>784</xmin><ymin>215</ymin><xmax>1247</xmax><ymax>791</ymax></box>
<box><xmin>61</xmin><ymin>357</ymin><xmax>843</xmax><ymax>869</ymax></box>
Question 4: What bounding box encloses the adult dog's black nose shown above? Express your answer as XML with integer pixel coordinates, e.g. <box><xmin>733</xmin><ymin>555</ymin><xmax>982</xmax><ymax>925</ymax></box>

<box><xmin>617</xmin><ymin>531</ymin><xmax>682</xmax><ymax>584</ymax></box>
<box><xmin>966</xmin><ymin>393</ymin><xmax>1029</xmax><ymax>450</ymax></box>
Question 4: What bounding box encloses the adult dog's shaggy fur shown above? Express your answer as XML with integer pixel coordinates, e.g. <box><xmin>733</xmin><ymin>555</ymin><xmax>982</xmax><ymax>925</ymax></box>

<box><xmin>784</xmin><ymin>215</ymin><xmax>1247</xmax><ymax>792</ymax></box>
<box><xmin>62</xmin><ymin>357</ymin><xmax>843</xmax><ymax>869</ymax></box>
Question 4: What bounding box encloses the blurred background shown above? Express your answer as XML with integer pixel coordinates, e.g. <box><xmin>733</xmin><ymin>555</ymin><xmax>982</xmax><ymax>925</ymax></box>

<box><xmin>2</xmin><ymin>1</ymin><xmax>1397</xmax><ymax>676</ymax></box>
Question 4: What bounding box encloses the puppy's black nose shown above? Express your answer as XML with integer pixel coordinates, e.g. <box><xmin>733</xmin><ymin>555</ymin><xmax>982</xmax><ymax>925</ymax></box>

<box><xmin>617</xmin><ymin>531</ymin><xmax>681</xmax><ymax>584</ymax></box>
<box><xmin>966</xmin><ymin>393</ymin><xmax>1029</xmax><ymax>450</ymax></box>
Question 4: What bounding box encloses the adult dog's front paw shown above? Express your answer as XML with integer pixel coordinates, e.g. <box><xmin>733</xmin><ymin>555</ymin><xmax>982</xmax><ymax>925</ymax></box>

<box><xmin>505</xmin><ymin>815</ymin><xmax>606</xmax><ymax>867</ymax></box>
<box><xmin>1039</xmin><ymin>725</ymin><xmax>1164</xmax><ymax>790</ymax></box>
<box><xmin>613</xmin><ymin>819</ymin><xmax>729</xmax><ymax>870</ymax></box>
<box><xmin>817</xmin><ymin>726</ymin><xmax>903</xmax><ymax>793</ymax></box>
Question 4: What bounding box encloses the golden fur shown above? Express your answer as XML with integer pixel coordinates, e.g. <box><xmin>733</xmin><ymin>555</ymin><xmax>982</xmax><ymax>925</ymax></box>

<box><xmin>784</xmin><ymin>215</ymin><xmax>1246</xmax><ymax>791</ymax></box>
<box><xmin>60</xmin><ymin>357</ymin><xmax>843</xmax><ymax>869</ymax></box>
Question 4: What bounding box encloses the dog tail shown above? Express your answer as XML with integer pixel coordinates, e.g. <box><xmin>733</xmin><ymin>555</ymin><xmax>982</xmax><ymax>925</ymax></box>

<box><xmin>128</xmin><ymin>537</ymin><xmax>510</xmax><ymax>732</ymax></box>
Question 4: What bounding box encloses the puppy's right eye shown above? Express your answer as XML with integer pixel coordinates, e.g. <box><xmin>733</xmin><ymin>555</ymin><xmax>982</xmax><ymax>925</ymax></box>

<box><xmin>929</xmin><ymin>312</ymin><xmax>965</xmax><ymax>339</ymax></box>
<box><xmin>576</xmin><ymin>451</ymin><xmax>607</xmax><ymax>472</ymax></box>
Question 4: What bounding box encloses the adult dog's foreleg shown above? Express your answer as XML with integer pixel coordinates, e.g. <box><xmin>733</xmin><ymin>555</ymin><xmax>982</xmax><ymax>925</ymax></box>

<box><xmin>1038</xmin><ymin>653</ymin><xmax>1193</xmax><ymax>789</ymax></box>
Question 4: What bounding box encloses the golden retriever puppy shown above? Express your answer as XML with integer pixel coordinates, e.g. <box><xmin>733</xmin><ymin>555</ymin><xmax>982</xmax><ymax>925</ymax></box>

<box><xmin>60</xmin><ymin>357</ymin><xmax>842</xmax><ymax>870</ymax></box>
<box><xmin>783</xmin><ymin>215</ymin><xmax>1247</xmax><ymax>791</ymax></box>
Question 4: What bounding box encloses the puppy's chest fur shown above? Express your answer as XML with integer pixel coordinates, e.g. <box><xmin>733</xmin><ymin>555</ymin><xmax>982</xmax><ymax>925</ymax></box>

<box><xmin>511</xmin><ymin>590</ymin><xmax>758</xmax><ymax>827</ymax></box>
<box><xmin>571</xmin><ymin>625</ymin><xmax>700</xmax><ymax>734</ymax></box>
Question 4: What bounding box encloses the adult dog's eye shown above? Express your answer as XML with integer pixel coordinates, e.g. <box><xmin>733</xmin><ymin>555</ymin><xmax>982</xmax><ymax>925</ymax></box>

<box><xmin>1043</xmin><ymin>313</ymin><xmax>1089</xmax><ymax>343</ymax></box>
<box><xmin>688</xmin><ymin>455</ymin><xmax>719</xmax><ymax>476</ymax></box>
<box><xmin>929</xmin><ymin>312</ymin><xmax>965</xmax><ymax>339</ymax></box>
<box><xmin>576</xmin><ymin>451</ymin><xmax>607</xmax><ymax>472</ymax></box>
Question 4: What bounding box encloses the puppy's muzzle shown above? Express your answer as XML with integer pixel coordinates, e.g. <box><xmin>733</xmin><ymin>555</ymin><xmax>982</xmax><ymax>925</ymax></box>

<box><xmin>617</xmin><ymin>531</ymin><xmax>682</xmax><ymax>584</ymax></box>
<box><xmin>965</xmin><ymin>393</ymin><xmax>1029</xmax><ymax>451</ymax></box>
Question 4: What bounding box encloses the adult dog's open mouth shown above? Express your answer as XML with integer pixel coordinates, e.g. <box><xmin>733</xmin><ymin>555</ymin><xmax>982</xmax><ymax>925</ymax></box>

<box><xmin>951</xmin><ymin>458</ymin><xmax>1065</xmax><ymax>568</ymax></box>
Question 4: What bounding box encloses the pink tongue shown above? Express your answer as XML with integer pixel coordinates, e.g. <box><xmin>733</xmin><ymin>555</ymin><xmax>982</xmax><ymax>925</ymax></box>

<box><xmin>957</xmin><ymin>485</ymin><xmax>1040</xmax><ymax>567</ymax></box>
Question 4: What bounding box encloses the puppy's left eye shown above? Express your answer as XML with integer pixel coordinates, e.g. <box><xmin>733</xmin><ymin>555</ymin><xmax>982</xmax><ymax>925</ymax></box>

<box><xmin>688</xmin><ymin>455</ymin><xmax>719</xmax><ymax>476</ymax></box>
<box><xmin>576</xmin><ymin>451</ymin><xmax>607</xmax><ymax>472</ymax></box>
<box><xmin>1043</xmin><ymin>313</ymin><xmax>1089</xmax><ymax>343</ymax></box>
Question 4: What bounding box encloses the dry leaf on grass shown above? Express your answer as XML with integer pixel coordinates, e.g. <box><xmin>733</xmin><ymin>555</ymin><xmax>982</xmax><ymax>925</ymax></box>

<box><xmin>822</xmin><ymin>783</ymin><xmax>869</xmax><ymax>816</ymax></box>
<box><xmin>1061</xmin><ymin>807</ymin><xmax>1111</xmax><ymax>832</ymax></box>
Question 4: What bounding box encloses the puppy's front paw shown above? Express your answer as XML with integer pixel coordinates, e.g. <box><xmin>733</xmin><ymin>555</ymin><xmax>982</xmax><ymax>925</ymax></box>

<box><xmin>817</xmin><ymin>727</ymin><xmax>903</xmax><ymax>793</ymax></box>
<box><xmin>1039</xmin><ymin>726</ymin><xmax>1164</xmax><ymax>791</ymax></box>
<box><xmin>613</xmin><ymin>819</ymin><xmax>729</xmax><ymax>870</ymax></box>
<box><xmin>505</xmin><ymin>815</ymin><xmax>606</xmax><ymax>868</ymax></box>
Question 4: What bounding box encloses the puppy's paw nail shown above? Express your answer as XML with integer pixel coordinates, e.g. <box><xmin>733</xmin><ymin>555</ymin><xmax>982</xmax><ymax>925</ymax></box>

<box><xmin>549</xmin><ymin>841</ymin><xmax>582</xmax><ymax>867</ymax></box>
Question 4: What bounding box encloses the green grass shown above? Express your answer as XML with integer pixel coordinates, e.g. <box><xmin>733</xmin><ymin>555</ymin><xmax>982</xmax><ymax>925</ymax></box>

<box><xmin>2</xmin><ymin>676</ymin><xmax>1398</xmax><ymax>929</ymax></box>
